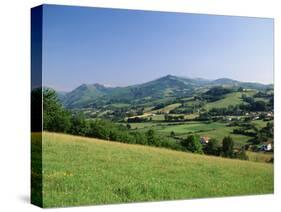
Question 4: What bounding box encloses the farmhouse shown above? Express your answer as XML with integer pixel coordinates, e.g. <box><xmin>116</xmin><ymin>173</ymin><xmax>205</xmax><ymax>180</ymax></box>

<box><xmin>259</xmin><ymin>142</ymin><xmax>273</xmax><ymax>152</ymax></box>
<box><xmin>200</xmin><ymin>136</ymin><xmax>210</xmax><ymax>144</ymax></box>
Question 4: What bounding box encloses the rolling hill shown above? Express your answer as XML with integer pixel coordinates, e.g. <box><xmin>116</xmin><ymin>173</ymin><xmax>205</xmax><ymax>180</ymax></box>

<box><xmin>58</xmin><ymin>75</ymin><xmax>271</xmax><ymax>108</ymax></box>
<box><xmin>33</xmin><ymin>132</ymin><xmax>273</xmax><ymax>207</ymax></box>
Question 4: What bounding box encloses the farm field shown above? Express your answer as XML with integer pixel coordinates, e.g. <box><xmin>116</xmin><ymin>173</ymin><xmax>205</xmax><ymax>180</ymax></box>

<box><xmin>35</xmin><ymin>132</ymin><xmax>273</xmax><ymax>207</ymax></box>
<box><xmin>130</xmin><ymin>121</ymin><xmax>254</xmax><ymax>146</ymax></box>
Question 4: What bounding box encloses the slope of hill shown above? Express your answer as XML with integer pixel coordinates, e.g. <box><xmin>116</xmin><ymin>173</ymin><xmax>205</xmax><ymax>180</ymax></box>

<box><xmin>203</xmin><ymin>91</ymin><xmax>247</xmax><ymax>110</ymax></box>
<box><xmin>59</xmin><ymin>75</ymin><xmax>271</xmax><ymax>109</ymax></box>
<box><xmin>61</xmin><ymin>83</ymin><xmax>111</xmax><ymax>108</ymax></box>
<box><xmin>33</xmin><ymin>132</ymin><xmax>273</xmax><ymax>207</ymax></box>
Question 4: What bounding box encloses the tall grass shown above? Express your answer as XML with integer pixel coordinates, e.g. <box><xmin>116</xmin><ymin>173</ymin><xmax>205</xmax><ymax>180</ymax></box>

<box><xmin>37</xmin><ymin>132</ymin><xmax>273</xmax><ymax>207</ymax></box>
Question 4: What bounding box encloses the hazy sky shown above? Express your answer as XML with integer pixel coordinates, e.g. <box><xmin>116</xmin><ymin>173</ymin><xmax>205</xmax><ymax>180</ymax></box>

<box><xmin>42</xmin><ymin>4</ymin><xmax>274</xmax><ymax>91</ymax></box>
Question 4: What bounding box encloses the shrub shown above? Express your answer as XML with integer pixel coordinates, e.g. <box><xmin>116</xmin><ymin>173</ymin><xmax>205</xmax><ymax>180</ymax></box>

<box><xmin>182</xmin><ymin>135</ymin><xmax>203</xmax><ymax>154</ymax></box>
<box><xmin>146</xmin><ymin>129</ymin><xmax>159</xmax><ymax>146</ymax></box>
<box><xmin>204</xmin><ymin>138</ymin><xmax>220</xmax><ymax>156</ymax></box>
<box><xmin>235</xmin><ymin>147</ymin><xmax>248</xmax><ymax>160</ymax></box>
<box><xmin>222</xmin><ymin>136</ymin><xmax>234</xmax><ymax>158</ymax></box>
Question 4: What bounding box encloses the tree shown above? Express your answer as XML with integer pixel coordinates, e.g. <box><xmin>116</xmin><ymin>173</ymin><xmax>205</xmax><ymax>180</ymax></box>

<box><xmin>204</xmin><ymin>138</ymin><xmax>220</xmax><ymax>155</ymax></box>
<box><xmin>182</xmin><ymin>135</ymin><xmax>203</xmax><ymax>154</ymax></box>
<box><xmin>146</xmin><ymin>129</ymin><xmax>159</xmax><ymax>146</ymax></box>
<box><xmin>31</xmin><ymin>88</ymin><xmax>42</xmax><ymax>132</ymax></box>
<box><xmin>222</xmin><ymin>136</ymin><xmax>234</xmax><ymax>158</ymax></box>
<box><xmin>235</xmin><ymin>146</ymin><xmax>248</xmax><ymax>160</ymax></box>
<box><xmin>251</xmin><ymin>100</ymin><xmax>267</xmax><ymax>111</ymax></box>
<box><xmin>238</xmin><ymin>87</ymin><xmax>244</xmax><ymax>92</ymax></box>
<box><xmin>86</xmin><ymin>120</ymin><xmax>110</xmax><ymax>140</ymax></box>
<box><xmin>43</xmin><ymin>88</ymin><xmax>71</xmax><ymax>132</ymax></box>
<box><xmin>126</xmin><ymin>123</ymin><xmax>131</xmax><ymax>129</ymax></box>
<box><xmin>132</xmin><ymin>132</ymin><xmax>147</xmax><ymax>145</ymax></box>
<box><xmin>69</xmin><ymin>113</ymin><xmax>88</xmax><ymax>136</ymax></box>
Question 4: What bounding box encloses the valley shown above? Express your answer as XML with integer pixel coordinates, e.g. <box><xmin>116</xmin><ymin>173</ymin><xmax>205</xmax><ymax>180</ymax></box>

<box><xmin>55</xmin><ymin>75</ymin><xmax>273</xmax><ymax>162</ymax></box>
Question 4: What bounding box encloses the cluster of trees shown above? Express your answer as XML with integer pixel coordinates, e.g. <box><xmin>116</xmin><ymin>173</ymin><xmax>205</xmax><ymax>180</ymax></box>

<box><xmin>241</xmin><ymin>94</ymin><xmax>272</xmax><ymax>112</ymax></box>
<box><xmin>232</xmin><ymin>122</ymin><xmax>258</xmax><ymax>137</ymax></box>
<box><xmin>208</xmin><ymin>105</ymin><xmax>244</xmax><ymax>116</ymax></box>
<box><xmin>127</xmin><ymin>117</ymin><xmax>149</xmax><ymax>123</ymax></box>
<box><xmin>32</xmin><ymin>88</ymin><xmax>184</xmax><ymax>151</ymax></box>
<box><xmin>230</xmin><ymin>120</ymin><xmax>273</xmax><ymax>146</ymax></box>
<box><xmin>170</xmin><ymin>107</ymin><xmax>194</xmax><ymax>114</ymax></box>
<box><xmin>181</xmin><ymin>135</ymin><xmax>248</xmax><ymax>160</ymax></box>
<box><xmin>164</xmin><ymin>114</ymin><xmax>185</xmax><ymax>122</ymax></box>
<box><xmin>152</xmin><ymin>103</ymin><xmax>166</xmax><ymax>110</ymax></box>
<box><xmin>248</xmin><ymin>122</ymin><xmax>274</xmax><ymax>145</ymax></box>
<box><xmin>202</xmin><ymin>86</ymin><xmax>234</xmax><ymax>102</ymax></box>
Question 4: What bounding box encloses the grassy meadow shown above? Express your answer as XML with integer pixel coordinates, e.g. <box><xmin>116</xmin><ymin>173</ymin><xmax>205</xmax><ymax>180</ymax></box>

<box><xmin>36</xmin><ymin>132</ymin><xmax>273</xmax><ymax>208</ymax></box>
<box><xmin>129</xmin><ymin>121</ymin><xmax>253</xmax><ymax>147</ymax></box>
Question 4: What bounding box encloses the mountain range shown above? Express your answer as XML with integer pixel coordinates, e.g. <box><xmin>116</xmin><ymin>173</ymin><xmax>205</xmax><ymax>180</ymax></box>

<box><xmin>57</xmin><ymin>75</ymin><xmax>272</xmax><ymax>108</ymax></box>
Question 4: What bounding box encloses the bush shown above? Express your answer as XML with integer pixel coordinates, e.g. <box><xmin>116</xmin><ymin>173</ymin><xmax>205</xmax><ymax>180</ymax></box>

<box><xmin>222</xmin><ymin>136</ymin><xmax>234</xmax><ymax>158</ymax></box>
<box><xmin>69</xmin><ymin>113</ymin><xmax>88</xmax><ymax>136</ymax></box>
<box><xmin>146</xmin><ymin>129</ymin><xmax>159</xmax><ymax>146</ymax></box>
<box><xmin>182</xmin><ymin>135</ymin><xmax>203</xmax><ymax>154</ymax></box>
<box><xmin>204</xmin><ymin>138</ymin><xmax>220</xmax><ymax>156</ymax></box>
<box><xmin>235</xmin><ymin>146</ymin><xmax>248</xmax><ymax>160</ymax></box>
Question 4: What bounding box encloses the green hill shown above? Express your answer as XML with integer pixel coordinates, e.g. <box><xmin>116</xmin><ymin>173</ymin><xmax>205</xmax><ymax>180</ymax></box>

<box><xmin>59</xmin><ymin>75</ymin><xmax>271</xmax><ymax>108</ymax></box>
<box><xmin>32</xmin><ymin>132</ymin><xmax>273</xmax><ymax>208</ymax></box>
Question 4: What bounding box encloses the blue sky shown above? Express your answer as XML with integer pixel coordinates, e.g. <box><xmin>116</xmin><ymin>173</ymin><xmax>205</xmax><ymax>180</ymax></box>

<box><xmin>42</xmin><ymin>5</ymin><xmax>274</xmax><ymax>91</ymax></box>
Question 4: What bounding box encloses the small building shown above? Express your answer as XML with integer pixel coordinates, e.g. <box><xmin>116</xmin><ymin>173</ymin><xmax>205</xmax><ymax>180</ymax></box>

<box><xmin>260</xmin><ymin>142</ymin><xmax>273</xmax><ymax>151</ymax></box>
<box><xmin>267</xmin><ymin>112</ymin><xmax>273</xmax><ymax>117</ymax></box>
<box><xmin>200</xmin><ymin>136</ymin><xmax>210</xmax><ymax>144</ymax></box>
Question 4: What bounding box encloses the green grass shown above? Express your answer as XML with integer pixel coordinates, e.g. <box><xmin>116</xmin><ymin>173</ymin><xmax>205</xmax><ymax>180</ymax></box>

<box><xmin>204</xmin><ymin>92</ymin><xmax>243</xmax><ymax>110</ymax></box>
<box><xmin>252</xmin><ymin>120</ymin><xmax>271</xmax><ymax>128</ymax></box>
<box><xmin>203</xmin><ymin>91</ymin><xmax>256</xmax><ymax>110</ymax></box>
<box><xmin>170</xmin><ymin>122</ymin><xmax>251</xmax><ymax>146</ymax></box>
<box><xmin>138</xmin><ymin>103</ymin><xmax>181</xmax><ymax>119</ymax></box>
<box><xmin>110</xmin><ymin>103</ymin><xmax>130</xmax><ymax>108</ymax></box>
<box><xmin>35</xmin><ymin>132</ymin><xmax>273</xmax><ymax>207</ymax></box>
<box><xmin>129</xmin><ymin>122</ymin><xmax>161</xmax><ymax>129</ymax></box>
<box><xmin>254</xmin><ymin>97</ymin><xmax>268</xmax><ymax>103</ymax></box>
<box><xmin>151</xmin><ymin>114</ymin><xmax>165</xmax><ymax>121</ymax></box>
<box><xmin>130</xmin><ymin>119</ymin><xmax>270</xmax><ymax>147</ymax></box>
<box><xmin>156</xmin><ymin>103</ymin><xmax>181</xmax><ymax>113</ymax></box>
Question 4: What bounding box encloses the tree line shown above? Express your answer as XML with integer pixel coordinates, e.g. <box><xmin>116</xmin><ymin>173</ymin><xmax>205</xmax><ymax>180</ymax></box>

<box><xmin>32</xmin><ymin>88</ymin><xmax>183</xmax><ymax>151</ymax></box>
<box><xmin>181</xmin><ymin>135</ymin><xmax>248</xmax><ymax>160</ymax></box>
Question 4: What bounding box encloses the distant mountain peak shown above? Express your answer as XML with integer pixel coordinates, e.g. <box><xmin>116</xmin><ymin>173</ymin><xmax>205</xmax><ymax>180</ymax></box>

<box><xmin>164</xmin><ymin>74</ymin><xmax>175</xmax><ymax>78</ymax></box>
<box><xmin>158</xmin><ymin>74</ymin><xmax>176</xmax><ymax>80</ymax></box>
<box><xmin>92</xmin><ymin>83</ymin><xmax>105</xmax><ymax>88</ymax></box>
<box><xmin>58</xmin><ymin>74</ymin><xmax>270</xmax><ymax>108</ymax></box>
